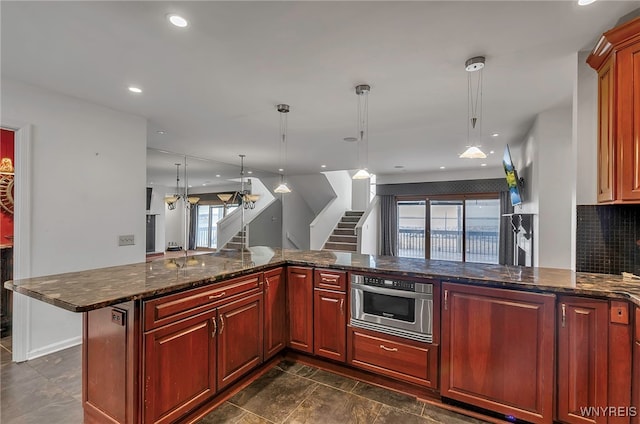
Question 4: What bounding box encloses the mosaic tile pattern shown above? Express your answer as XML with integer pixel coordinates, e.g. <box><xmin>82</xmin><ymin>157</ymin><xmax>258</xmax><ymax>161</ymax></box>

<box><xmin>576</xmin><ymin>204</ymin><xmax>640</xmax><ymax>276</ymax></box>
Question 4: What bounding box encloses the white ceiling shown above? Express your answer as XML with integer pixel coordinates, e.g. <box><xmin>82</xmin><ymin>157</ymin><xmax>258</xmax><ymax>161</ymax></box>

<box><xmin>2</xmin><ymin>1</ymin><xmax>638</xmax><ymax>181</ymax></box>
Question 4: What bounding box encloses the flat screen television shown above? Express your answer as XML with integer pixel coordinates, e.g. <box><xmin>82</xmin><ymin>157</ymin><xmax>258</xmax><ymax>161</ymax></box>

<box><xmin>502</xmin><ymin>145</ymin><xmax>523</xmax><ymax>206</ymax></box>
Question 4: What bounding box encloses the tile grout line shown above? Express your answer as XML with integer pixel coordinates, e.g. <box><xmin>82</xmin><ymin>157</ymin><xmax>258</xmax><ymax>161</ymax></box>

<box><xmin>230</xmin><ymin>404</ymin><xmax>278</xmax><ymax>424</ymax></box>
<box><xmin>278</xmin><ymin>381</ymin><xmax>322</xmax><ymax>424</ymax></box>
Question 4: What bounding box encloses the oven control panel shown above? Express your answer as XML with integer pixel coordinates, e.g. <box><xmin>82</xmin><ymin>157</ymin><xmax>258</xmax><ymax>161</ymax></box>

<box><xmin>359</xmin><ymin>275</ymin><xmax>416</xmax><ymax>292</ymax></box>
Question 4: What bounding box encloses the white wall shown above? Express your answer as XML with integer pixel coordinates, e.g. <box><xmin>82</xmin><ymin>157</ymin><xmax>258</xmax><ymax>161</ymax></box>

<box><xmin>515</xmin><ymin>105</ymin><xmax>573</xmax><ymax>269</ymax></box>
<box><xmin>575</xmin><ymin>51</ymin><xmax>598</xmax><ymax>205</ymax></box>
<box><xmin>351</xmin><ymin>177</ymin><xmax>369</xmax><ymax>211</ymax></box>
<box><xmin>377</xmin><ymin>167</ymin><xmax>503</xmax><ymax>185</ymax></box>
<box><xmin>358</xmin><ymin>196</ymin><xmax>379</xmax><ymax>255</ymax></box>
<box><xmin>2</xmin><ymin>79</ymin><xmax>147</xmax><ymax>360</ymax></box>
<box><xmin>310</xmin><ymin>171</ymin><xmax>352</xmax><ymax>250</ymax></box>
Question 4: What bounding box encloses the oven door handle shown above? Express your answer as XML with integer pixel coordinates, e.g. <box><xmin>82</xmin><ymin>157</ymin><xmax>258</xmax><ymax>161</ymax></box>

<box><xmin>351</xmin><ymin>283</ymin><xmax>431</xmax><ymax>299</ymax></box>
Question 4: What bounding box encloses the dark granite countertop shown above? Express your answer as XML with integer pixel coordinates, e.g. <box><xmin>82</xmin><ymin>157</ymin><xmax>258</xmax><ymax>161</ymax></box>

<box><xmin>5</xmin><ymin>247</ymin><xmax>640</xmax><ymax>312</ymax></box>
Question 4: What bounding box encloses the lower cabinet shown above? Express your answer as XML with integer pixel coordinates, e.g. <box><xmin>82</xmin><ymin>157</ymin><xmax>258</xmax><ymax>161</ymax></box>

<box><xmin>217</xmin><ymin>292</ymin><xmax>264</xmax><ymax>391</ymax></box>
<box><xmin>557</xmin><ymin>297</ymin><xmax>609</xmax><ymax>424</ymax></box>
<box><xmin>144</xmin><ymin>310</ymin><xmax>217</xmax><ymax>424</ymax></box>
<box><xmin>348</xmin><ymin>326</ymin><xmax>438</xmax><ymax>388</ymax></box>
<box><xmin>441</xmin><ymin>282</ymin><xmax>555</xmax><ymax>424</ymax></box>
<box><xmin>633</xmin><ymin>307</ymin><xmax>640</xmax><ymax>424</ymax></box>
<box><xmin>313</xmin><ymin>289</ymin><xmax>346</xmax><ymax>361</ymax></box>
<box><xmin>264</xmin><ymin>267</ymin><xmax>286</xmax><ymax>360</ymax></box>
<box><xmin>287</xmin><ymin>266</ymin><xmax>314</xmax><ymax>353</ymax></box>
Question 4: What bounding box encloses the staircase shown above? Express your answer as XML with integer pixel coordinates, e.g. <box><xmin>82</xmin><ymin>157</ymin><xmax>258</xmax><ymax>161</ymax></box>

<box><xmin>220</xmin><ymin>230</ymin><xmax>247</xmax><ymax>251</ymax></box>
<box><xmin>322</xmin><ymin>211</ymin><xmax>364</xmax><ymax>252</ymax></box>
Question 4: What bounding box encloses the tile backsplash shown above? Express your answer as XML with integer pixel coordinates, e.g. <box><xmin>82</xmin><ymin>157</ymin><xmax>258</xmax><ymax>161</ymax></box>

<box><xmin>576</xmin><ymin>204</ymin><xmax>640</xmax><ymax>275</ymax></box>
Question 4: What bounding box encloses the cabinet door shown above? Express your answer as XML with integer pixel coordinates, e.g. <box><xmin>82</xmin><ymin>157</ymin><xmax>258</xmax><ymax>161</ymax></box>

<box><xmin>217</xmin><ymin>291</ymin><xmax>264</xmax><ymax>391</ymax></box>
<box><xmin>313</xmin><ymin>289</ymin><xmax>346</xmax><ymax>362</ymax></box>
<box><xmin>632</xmin><ymin>307</ymin><xmax>640</xmax><ymax>424</ymax></box>
<box><xmin>557</xmin><ymin>297</ymin><xmax>609</xmax><ymax>424</ymax></box>
<box><xmin>441</xmin><ymin>283</ymin><xmax>555</xmax><ymax>424</ymax></box>
<box><xmin>617</xmin><ymin>42</ymin><xmax>640</xmax><ymax>201</ymax></box>
<box><xmin>144</xmin><ymin>310</ymin><xmax>217</xmax><ymax>424</ymax></box>
<box><xmin>287</xmin><ymin>266</ymin><xmax>314</xmax><ymax>353</ymax></box>
<box><xmin>264</xmin><ymin>267</ymin><xmax>286</xmax><ymax>360</ymax></box>
<box><xmin>597</xmin><ymin>56</ymin><xmax>615</xmax><ymax>203</ymax></box>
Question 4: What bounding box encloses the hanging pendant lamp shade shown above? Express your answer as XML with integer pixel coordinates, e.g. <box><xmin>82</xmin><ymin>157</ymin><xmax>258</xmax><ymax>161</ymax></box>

<box><xmin>275</xmin><ymin>103</ymin><xmax>292</xmax><ymax>193</ymax></box>
<box><xmin>353</xmin><ymin>84</ymin><xmax>371</xmax><ymax>180</ymax></box>
<box><xmin>459</xmin><ymin>56</ymin><xmax>487</xmax><ymax>159</ymax></box>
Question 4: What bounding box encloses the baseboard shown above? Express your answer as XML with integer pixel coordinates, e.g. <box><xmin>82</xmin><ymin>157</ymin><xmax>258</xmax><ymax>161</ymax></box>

<box><xmin>26</xmin><ymin>335</ymin><xmax>82</xmax><ymax>360</ymax></box>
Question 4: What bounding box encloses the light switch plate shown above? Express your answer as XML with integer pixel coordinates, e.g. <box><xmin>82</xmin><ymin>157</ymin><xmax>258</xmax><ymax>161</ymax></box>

<box><xmin>118</xmin><ymin>235</ymin><xmax>135</xmax><ymax>246</ymax></box>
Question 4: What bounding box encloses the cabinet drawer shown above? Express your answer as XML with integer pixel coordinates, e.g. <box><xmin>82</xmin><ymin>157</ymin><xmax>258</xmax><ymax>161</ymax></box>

<box><xmin>314</xmin><ymin>269</ymin><xmax>347</xmax><ymax>291</ymax></box>
<box><xmin>348</xmin><ymin>327</ymin><xmax>438</xmax><ymax>388</ymax></box>
<box><xmin>144</xmin><ymin>273</ymin><xmax>262</xmax><ymax>331</ymax></box>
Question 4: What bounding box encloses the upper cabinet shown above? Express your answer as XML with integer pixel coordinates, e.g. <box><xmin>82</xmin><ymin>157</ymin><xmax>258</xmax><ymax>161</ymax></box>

<box><xmin>587</xmin><ymin>16</ymin><xmax>640</xmax><ymax>203</ymax></box>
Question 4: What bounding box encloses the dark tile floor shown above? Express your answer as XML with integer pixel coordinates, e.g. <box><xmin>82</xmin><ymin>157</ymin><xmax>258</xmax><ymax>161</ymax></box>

<box><xmin>0</xmin><ymin>337</ymin><xmax>490</xmax><ymax>424</ymax></box>
<box><xmin>197</xmin><ymin>360</ymin><xmax>491</xmax><ymax>424</ymax></box>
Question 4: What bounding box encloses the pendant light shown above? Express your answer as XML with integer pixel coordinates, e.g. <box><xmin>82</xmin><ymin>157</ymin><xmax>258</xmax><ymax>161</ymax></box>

<box><xmin>353</xmin><ymin>84</ymin><xmax>371</xmax><ymax>179</ymax></box>
<box><xmin>239</xmin><ymin>154</ymin><xmax>259</xmax><ymax>209</ymax></box>
<box><xmin>459</xmin><ymin>56</ymin><xmax>487</xmax><ymax>159</ymax></box>
<box><xmin>274</xmin><ymin>103</ymin><xmax>292</xmax><ymax>193</ymax></box>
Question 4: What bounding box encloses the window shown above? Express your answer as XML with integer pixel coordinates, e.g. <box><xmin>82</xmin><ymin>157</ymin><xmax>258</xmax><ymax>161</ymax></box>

<box><xmin>196</xmin><ymin>204</ymin><xmax>237</xmax><ymax>248</ymax></box>
<box><xmin>397</xmin><ymin>195</ymin><xmax>500</xmax><ymax>264</ymax></box>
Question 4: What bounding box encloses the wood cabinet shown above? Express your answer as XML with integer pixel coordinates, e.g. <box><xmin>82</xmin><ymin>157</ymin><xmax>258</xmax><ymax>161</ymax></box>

<box><xmin>441</xmin><ymin>282</ymin><xmax>555</xmax><ymax>424</ymax></box>
<box><xmin>264</xmin><ymin>267</ymin><xmax>286</xmax><ymax>360</ymax></box>
<box><xmin>141</xmin><ymin>272</ymin><xmax>264</xmax><ymax>424</ymax></box>
<box><xmin>144</xmin><ymin>310</ymin><xmax>217</xmax><ymax>424</ymax></box>
<box><xmin>557</xmin><ymin>297</ymin><xmax>609</xmax><ymax>424</ymax></box>
<box><xmin>217</xmin><ymin>291</ymin><xmax>264</xmax><ymax>391</ymax></box>
<box><xmin>633</xmin><ymin>307</ymin><xmax>640</xmax><ymax>424</ymax></box>
<box><xmin>287</xmin><ymin>266</ymin><xmax>314</xmax><ymax>353</ymax></box>
<box><xmin>314</xmin><ymin>289</ymin><xmax>346</xmax><ymax>361</ymax></box>
<box><xmin>313</xmin><ymin>269</ymin><xmax>347</xmax><ymax>362</ymax></box>
<box><xmin>588</xmin><ymin>16</ymin><xmax>640</xmax><ymax>203</ymax></box>
<box><xmin>348</xmin><ymin>326</ymin><xmax>438</xmax><ymax>389</ymax></box>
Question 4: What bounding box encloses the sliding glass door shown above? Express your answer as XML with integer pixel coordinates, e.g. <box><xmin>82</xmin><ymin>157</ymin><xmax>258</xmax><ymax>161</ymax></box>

<box><xmin>397</xmin><ymin>195</ymin><xmax>500</xmax><ymax>264</ymax></box>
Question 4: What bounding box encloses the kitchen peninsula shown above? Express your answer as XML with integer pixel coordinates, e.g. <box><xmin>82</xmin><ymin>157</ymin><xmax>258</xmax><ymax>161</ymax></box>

<box><xmin>6</xmin><ymin>248</ymin><xmax>640</xmax><ymax>424</ymax></box>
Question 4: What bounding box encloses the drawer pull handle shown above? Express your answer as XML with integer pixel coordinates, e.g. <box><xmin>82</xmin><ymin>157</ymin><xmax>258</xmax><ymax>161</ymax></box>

<box><xmin>379</xmin><ymin>344</ymin><xmax>398</xmax><ymax>352</ymax></box>
<box><xmin>219</xmin><ymin>315</ymin><xmax>225</xmax><ymax>334</ymax></box>
<box><xmin>208</xmin><ymin>292</ymin><xmax>226</xmax><ymax>300</ymax></box>
<box><xmin>323</xmin><ymin>276</ymin><xmax>338</xmax><ymax>282</ymax></box>
<box><xmin>211</xmin><ymin>317</ymin><xmax>217</xmax><ymax>338</ymax></box>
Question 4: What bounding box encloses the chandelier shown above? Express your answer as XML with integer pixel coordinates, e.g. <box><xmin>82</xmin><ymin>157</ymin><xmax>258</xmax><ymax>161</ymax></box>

<box><xmin>239</xmin><ymin>154</ymin><xmax>259</xmax><ymax>209</ymax></box>
<box><xmin>164</xmin><ymin>163</ymin><xmax>199</xmax><ymax>210</ymax></box>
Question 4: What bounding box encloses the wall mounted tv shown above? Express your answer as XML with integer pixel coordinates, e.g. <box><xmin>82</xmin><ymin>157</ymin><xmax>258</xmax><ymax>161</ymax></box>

<box><xmin>502</xmin><ymin>145</ymin><xmax>523</xmax><ymax>207</ymax></box>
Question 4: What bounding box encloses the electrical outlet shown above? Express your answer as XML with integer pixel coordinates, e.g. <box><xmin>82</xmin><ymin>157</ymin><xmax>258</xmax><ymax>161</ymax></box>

<box><xmin>118</xmin><ymin>235</ymin><xmax>135</xmax><ymax>246</ymax></box>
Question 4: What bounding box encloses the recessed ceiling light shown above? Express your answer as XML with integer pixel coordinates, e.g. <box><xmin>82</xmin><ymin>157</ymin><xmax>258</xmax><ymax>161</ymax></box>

<box><xmin>491</xmin><ymin>133</ymin><xmax>499</xmax><ymax>137</ymax></box>
<box><xmin>278</xmin><ymin>168</ymin><xmax>284</xmax><ymax>172</ymax></box>
<box><xmin>188</xmin><ymin>185</ymin><xmax>192</xmax><ymax>188</ymax></box>
<box><xmin>577</xmin><ymin>0</ymin><xmax>597</xmax><ymax>5</ymax></box>
<box><xmin>490</xmin><ymin>150</ymin><xmax>495</xmax><ymax>154</ymax></box>
<box><xmin>440</xmin><ymin>166</ymin><xmax>446</xmax><ymax>170</ymax></box>
<box><xmin>247</xmin><ymin>171</ymin><xmax>253</xmax><ymax>174</ymax></box>
<box><xmin>215</xmin><ymin>174</ymin><xmax>221</xmax><ymax>178</ymax></box>
<box><xmin>202</xmin><ymin>183</ymin><xmax>207</xmax><ymax>186</ymax></box>
<box><xmin>321</xmin><ymin>165</ymin><xmax>327</xmax><ymax>168</ymax></box>
<box><xmin>481</xmin><ymin>163</ymin><xmax>487</xmax><ymax>167</ymax></box>
<box><xmin>157</xmin><ymin>130</ymin><xmax>165</xmax><ymax>135</ymax></box>
<box><xmin>128</xmin><ymin>86</ymin><xmax>142</xmax><ymax>94</ymax></box>
<box><xmin>168</xmin><ymin>14</ymin><xmax>188</xmax><ymax>27</ymax></box>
